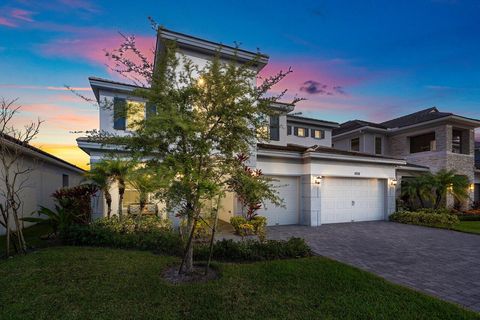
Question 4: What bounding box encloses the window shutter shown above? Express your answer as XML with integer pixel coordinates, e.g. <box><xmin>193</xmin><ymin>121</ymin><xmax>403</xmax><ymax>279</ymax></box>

<box><xmin>311</xmin><ymin>129</ymin><xmax>315</xmax><ymax>138</ymax></box>
<box><xmin>113</xmin><ymin>97</ymin><xmax>126</xmax><ymax>130</ymax></box>
<box><xmin>321</xmin><ymin>130</ymin><xmax>325</xmax><ymax>139</ymax></box>
<box><xmin>294</xmin><ymin>127</ymin><xmax>298</xmax><ymax>136</ymax></box>
<box><xmin>146</xmin><ymin>102</ymin><xmax>157</xmax><ymax>119</ymax></box>
<box><xmin>287</xmin><ymin>126</ymin><xmax>292</xmax><ymax>135</ymax></box>
<box><xmin>304</xmin><ymin>128</ymin><xmax>309</xmax><ymax>137</ymax></box>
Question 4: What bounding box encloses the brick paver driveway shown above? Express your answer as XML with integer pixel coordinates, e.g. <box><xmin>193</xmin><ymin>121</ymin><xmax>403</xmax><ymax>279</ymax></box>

<box><xmin>268</xmin><ymin>221</ymin><xmax>480</xmax><ymax>312</ymax></box>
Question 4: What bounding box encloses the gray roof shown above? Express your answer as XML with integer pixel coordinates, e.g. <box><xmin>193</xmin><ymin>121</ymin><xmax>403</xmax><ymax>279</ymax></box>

<box><xmin>333</xmin><ymin>120</ymin><xmax>386</xmax><ymax>136</ymax></box>
<box><xmin>287</xmin><ymin>114</ymin><xmax>339</xmax><ymax>128</ymax></box>
<box><xmin>380</xmin><ymin>107</ymin><xmax>453</xmax><ymax>128</ymax></box>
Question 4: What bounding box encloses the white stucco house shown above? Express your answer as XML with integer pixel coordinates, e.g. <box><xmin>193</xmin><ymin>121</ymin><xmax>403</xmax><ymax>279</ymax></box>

<box><xmin>77</xmin><ymin>27</ymin><xmax>479</xmax><ymax>227</ymax></box>
<box><xmin>0</xmin><ymin>134</ymin><xmax>85</xmax><ymax>235</ymax></box>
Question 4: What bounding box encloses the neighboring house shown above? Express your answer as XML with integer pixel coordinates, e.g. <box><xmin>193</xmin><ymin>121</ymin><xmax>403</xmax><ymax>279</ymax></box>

<box><xmin>0</xmin><ymin>134</ymin><xmax>85</xmax><ymax>235</ymax></box>
<box><xmin>475</xmin><ymin>142</ymin><xmax>480</xmax><ymax>203</ymax></box>
<box><xmin>77</xmin><ymin>27</ymin><xmax>474</xmax><ymax>227</ymax></box>
<box><xmin>332</xmin><ymin>108</ymin><xmax>480</xmax><ymax>208</ymax></box>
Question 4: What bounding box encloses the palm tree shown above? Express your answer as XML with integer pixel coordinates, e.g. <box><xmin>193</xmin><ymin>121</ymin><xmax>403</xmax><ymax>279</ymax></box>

<box><xmin>429</xmin><ymin>169</ymin><xmax>469</xmax><ymax>209</ymax></box>
<box><xmin>85</xmin><ymin>162</ymin><xmax>113</xmax><ymax>218</ymax></box>
<box><xmin>107</xmin><ymin>158</ymin><xmax>132</xmax><ymax>218</ymax></box>
<box><xmin>127</xmin><ymin>169</ymin><xmax>157</xmax><ymax>214</ymax></box>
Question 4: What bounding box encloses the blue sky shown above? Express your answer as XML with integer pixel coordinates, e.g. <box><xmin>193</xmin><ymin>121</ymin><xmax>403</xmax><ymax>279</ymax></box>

<box><xmin>0</xmin><ymin>0</ymin><xmax>479</xmax><ymax>167</ymax></box>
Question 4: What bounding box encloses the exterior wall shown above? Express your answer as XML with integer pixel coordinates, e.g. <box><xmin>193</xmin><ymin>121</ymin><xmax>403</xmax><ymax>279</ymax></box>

<box><xmin>332</xmin><ymin>132</ymin><xmax>387</xmax><ymax>155</ymax></box>
<box><xmin>0</xmin><ymin>155</ymin><xmax>84</xmax><ymax>235</ymax></box>
<box><xmin>286</xmin><ymin>126</ymin><xmax>333</xmax><ymax>147</ymax></box>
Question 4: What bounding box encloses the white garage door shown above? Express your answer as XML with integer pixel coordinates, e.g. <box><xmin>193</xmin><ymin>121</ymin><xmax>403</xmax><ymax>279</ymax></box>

<box><xmin>321</xmin><ymin>177</ymin><xmax>385</xmax><ymax>224</ymax></box>
<box><xmin>258</xmin><ymin>176</ymin><xmax>299</xmax><ymax>226</ymax></box>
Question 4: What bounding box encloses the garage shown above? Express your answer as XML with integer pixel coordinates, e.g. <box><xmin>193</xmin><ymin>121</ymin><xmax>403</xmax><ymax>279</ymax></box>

<box><xmin>258</xmin><ymin>176</ymin><xmax>300</xmax><ymax>226</ymax></box>
<box><xmin>320</xmin><ymin>177</ymin><xmax>386</xmax><ymax>224</ymax></box>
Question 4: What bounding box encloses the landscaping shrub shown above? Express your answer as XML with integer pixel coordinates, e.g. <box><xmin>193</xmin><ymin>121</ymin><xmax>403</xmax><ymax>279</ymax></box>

<box><xmin>62</xmin><ymin>216</ymin><xmax>183</xmax><ymax>256</ymax></box>
<box><xmin>230</xmin><ymin>215</ymin><xmax>267</xmax><ymax>240</ymax></box>
<box><xmin>52</xmin><ymin>184</ymin><xmax>98</xmax><ymax>224</ymax></box>
<box><xmin>195</xmin><ymin>237</ymin><xmax>312</xmax><ymax>262</ymax></box>
<box><xmin>389</xmin><ymin>210</ymin><xmax>459</xmax><ymax>229</ymax></box>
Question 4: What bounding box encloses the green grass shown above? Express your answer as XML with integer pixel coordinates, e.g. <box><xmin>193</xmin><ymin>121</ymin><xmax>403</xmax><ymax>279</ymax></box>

<box><xmin>0</xmin><ymin>247</ymin><xmax>478</xmax><ymax>320</ymax></box>
<box><xmin>454</xmin><ymin>221</ymin><xmax>480</xmax><ymax>235</ymax></box>
<box><xmin>0</xmin><ymin>224</ymin><xmax>53</xmax><ymax>256</ymax></box>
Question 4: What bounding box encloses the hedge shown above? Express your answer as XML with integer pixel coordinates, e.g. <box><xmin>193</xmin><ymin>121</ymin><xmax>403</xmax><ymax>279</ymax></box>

<box><xmin>389</xmin><ymin>210</ymin><xmax>459</xmax><ymax>229</ymax></box>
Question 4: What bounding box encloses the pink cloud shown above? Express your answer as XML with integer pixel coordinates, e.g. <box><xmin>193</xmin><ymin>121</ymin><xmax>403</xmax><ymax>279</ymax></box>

<box><xmin>11</xmin><ymin>9</ymin><xmax>34</xmax><ymax>22</ymax></box>
<box><xmin>38</xmin><ymin>32</ymin><xmax>155</xmax><ymax>75</ymax></box>
<box><xmin>0</xmin><ymin>17</ymin><xmax>17</xmax><ymax>27</ymax></box>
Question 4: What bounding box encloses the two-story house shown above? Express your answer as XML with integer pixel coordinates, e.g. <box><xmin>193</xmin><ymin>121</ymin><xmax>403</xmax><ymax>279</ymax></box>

<box><xmin>332</xmin><ymin>108</ymin><xmax>480</xmax><ymax>208</ymax></box>
<box><xmin>78</xmin><ymin>27</ymin><xmax>475</xmax><ymax>227</ymax></box>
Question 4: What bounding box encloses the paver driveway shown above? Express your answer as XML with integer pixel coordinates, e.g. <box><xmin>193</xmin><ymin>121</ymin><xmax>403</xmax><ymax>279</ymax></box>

<box><xmin>268</xmin><ymin>221</ymin><xmax>480</xmax><ymax>312</ymax></box>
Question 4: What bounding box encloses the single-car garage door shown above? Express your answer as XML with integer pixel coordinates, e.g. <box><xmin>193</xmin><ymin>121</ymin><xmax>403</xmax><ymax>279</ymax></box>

<box><xmin>258</xmin><ymin>176</ymin><xmax>299</xmax><ymax>226</ymax></box>
<box><xmin>321</xmin><ymin>177</ymin><xmax>386</xmax><ymax>224</ymax></box>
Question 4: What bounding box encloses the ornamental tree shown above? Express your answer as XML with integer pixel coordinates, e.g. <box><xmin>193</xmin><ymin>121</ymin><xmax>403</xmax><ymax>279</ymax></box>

<box><xmin>86</xmin><ymin>24</ymin><xmax>300</xmax><ymax>274</ymax></box>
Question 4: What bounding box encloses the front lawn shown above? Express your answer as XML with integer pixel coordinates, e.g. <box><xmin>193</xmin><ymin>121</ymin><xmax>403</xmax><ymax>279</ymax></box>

<box><xmin>454</xmin><ymin>221</ymin><xmax>480</xmax><ymax>235</ymax></box>
<box><xmin>0</xmin><ymin>247</ymin><xmax>478</xmax><ymax>319</ymax></box>
<box><xmin>0</xmin><ymin>224</ymin><xmax>52</xmax><ymax>256</ymax></box>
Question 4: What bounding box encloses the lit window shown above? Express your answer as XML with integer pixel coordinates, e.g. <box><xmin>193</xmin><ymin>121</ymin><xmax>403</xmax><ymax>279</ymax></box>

<box><xmin>295</xmin><ymin>127</ymin><xmax>308</xmax><ymax>137</ymax></box>
<box><xmin>126</xmin><ymin>101</ymin><xmax>146</xmax><ymax>131</ymax></box>
<box><xmin>312</xmin><ymin>129</ymin><xmax>325</xmax><ymax>139</ymax></box>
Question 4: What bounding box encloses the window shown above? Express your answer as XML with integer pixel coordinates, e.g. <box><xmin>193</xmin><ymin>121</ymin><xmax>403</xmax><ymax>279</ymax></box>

<box><xmin>269</xmin><ymin>115</ymin><xmax>280</xmax><ymax>141</ymax></box>
<box><xmin>375</xmin><ymin>137</ymin><xmax>382</xmax><ymax>155</ymax></box>
<box><xmin>351</xmin><ymin>137</ymin><xmax>360</xmax><ymax>151</ymax></box>
<box><xmin>62</xmin><ymin>174</ymin><xmax>69</xmax><ymax>188</ymax></box>
<box><xmin>123</xmin><ymin>183</ymin><xmax>140</xmax><ymax>209</ymax></box>
<box><xmin>452</xmin><ymin>129</ymin><xmax>467</xmax><ymax>154</ymax></box>
<box><xmin>294</xmin><ymin>127</ymin><xmax>308</xmax><ymax>137</ymax></box>
<box><xmin>287</xmin><ymin>125</ymin><xmax>292</xmax><ymax>136</ymax></box>
<box><xmin>113</xmin><ymin>97</ymin><xmax>126</xmax><ymax>130</ymax></box>
<box><xmin>146</xmin><ymin>102</ymin><xmax>157</xmax><ymax>119</ymax></box>
<box><xmin>410</xmin><ymin>132</ymin><xmax>436</xmax><ymax>153</ymax></box>
<box><xmin>126</xmin><ymin>101</ymin><xmax>145</xmax><ymax>131</ymax></box>
<box><xmin>113</xmin><ymin>98</ymin><xmax>146</xmax><ymax>131</ymax></box>
<box><xmin>311</xmin><ymin>129</ymin><xmax>325</xmax><ymax>139</ymax></box>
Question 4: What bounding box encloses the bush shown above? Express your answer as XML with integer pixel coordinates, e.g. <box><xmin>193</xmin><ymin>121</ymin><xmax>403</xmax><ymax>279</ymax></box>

<box><xmin>230</xmin><ymin>215</ymin><xmax>267</xmax><ymax>240</ymax></box>
<box><xmin>62</xmin><ymin>216</ymin><xmax>183</xmax><ymax>256</ymax></box>
<box><xmin>53</xmin><ymin>184</ymin><xmax>98</xmax><ymax>224</ymax></box>
<box><xmin>389</xmin><ymin>210</ymin><xmax>459</xmax><ymax>229</ymax></box>
<box><xmin>195</xmin><ymin>237</ymin><xmax>312</xmax><ymax>262</ymax></box>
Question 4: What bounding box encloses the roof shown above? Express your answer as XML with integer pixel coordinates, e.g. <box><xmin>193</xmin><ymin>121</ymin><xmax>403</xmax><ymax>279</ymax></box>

<box><xmin>257</xmin><ymin>143</ymin><xmax>404</xmax><ymax>161</ymax></box>
<box><xmin>333</xmin><ymin>107</ymin><xmax>480</xmax><ymax>137</ymax></box>
<box><xmin>380</xmin><ymin>107</ymin><xmax>452</xmax><ymax>128</ymax></box>
<box><xmin>89</xmin><ymin>77</ymin><xmax>143</xmax><ymax>101</ymax></box>
<box><xmin>1</xmin><ymin>134</ymin><xmax>85</xmax><ymax>173</ymax></box>
<box><xmin>287</xmin><ymin>115</ymin><xmax>339</xmax><ymax>128</ymax></box>
<box><xmin>157</xmin><ymin>27</ymin><xmax>269</xmax><ymax>70</ymax></box>
<box><xmin>333</xmin><ymin>120</ymin><xmax>387</xmax><ymax>136</ymax></box>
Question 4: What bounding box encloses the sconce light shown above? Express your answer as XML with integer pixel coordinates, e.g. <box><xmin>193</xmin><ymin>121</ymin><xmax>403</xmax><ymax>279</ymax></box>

<box><xmin>314</xmin><ymin>176</ymin><xmax>323</xmax><ymax>185</ymax></box>
<box><xmin>447</xmin><ymin>183</ymin><xmax>454</xmax><ymax>192</ymax></box>
<box><xmin>390</xmin><ymin>179</ymin><xmax>398</xmax><ymax>187</ymax></box>
<box><xmin>469</xmin><ymin>183</ymin><xmax>475</xmax><ymax>191</ymax></box>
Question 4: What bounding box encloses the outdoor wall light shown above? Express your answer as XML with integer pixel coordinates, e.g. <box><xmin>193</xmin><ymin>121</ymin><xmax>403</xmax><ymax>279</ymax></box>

<box><xmin>469</xmin><ymin>183</ymin><xmax>475</xmax><ymax>191</ymax></box>
<box><xmin>390</xmin><ymin>179</ymin><xmax>398</xmax><ymax>186</ymax></box>
<box><xmin>314</xmin><ymin>176</ymin><xmax>323</xmax><ymax>185</ymax></box>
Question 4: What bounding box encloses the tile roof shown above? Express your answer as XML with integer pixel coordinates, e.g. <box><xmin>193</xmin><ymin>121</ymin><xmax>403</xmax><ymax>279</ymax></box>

<box><xmin>333</xmin><ymin>120</ymin><xmax>387</xmax><ymax>136</ymax></box>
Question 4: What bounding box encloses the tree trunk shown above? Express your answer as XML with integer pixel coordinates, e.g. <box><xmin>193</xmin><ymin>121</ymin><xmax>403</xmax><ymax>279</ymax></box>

<box><xmin>205</xmin><ymin>196</ymin><xmax>221</xmax><ymax>275</ymax></box>
<box><xmin>179</xmin><ymin>213</ymin><xmax>197</xmax><ymax>274</ymax></box>
<box><xmin>416</xmin><ymin>190</ymin><xmax>425</xmax><ymax>208</ymax></box>
<box><xmin>105</xmin><ymin>190</ymin><xmax>112</xmax><ymax>218</ymax></box>
<box><xmin>118</xmin><ymin>179</ymin><xmax>125</xmax><ymax>218</ymax></box>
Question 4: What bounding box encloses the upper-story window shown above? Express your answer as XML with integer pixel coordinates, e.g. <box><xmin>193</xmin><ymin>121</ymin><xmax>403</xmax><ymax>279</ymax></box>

<box><xmin>410</xmin><ymin>132</ymin><xmax>436</xmax><ymax>153</ymax></box>
<box><xmin>269</xmin><ymin>115</ymin><xmax>280</xmax><ymax>141</ymax></box>
<box><xmin>294</xmin><ymin>127</ymin><xmax>308</xmax><ymax>137</ymax></box>
<box><xmin>452</xmin><ymin>129</ymin><xmax>470</xmax><ymax>154</ymax></box>
<box><xmin>375</xmin><ymin>136</ymin><xmax>382</xmax><ymax>155</ymax></box>
<box><xmin>311</xmin><ymin>129</ymin><xmax>325</xmax><ymax>140</ymax></box>
<box><xmin>62</xmin><ymin>174</ymin><xmax>69</xmax><ymax>188</ymax></box>
<box><xmin>351</xmin><ymin>137</ymin><xmax>360</xmax><ymax>151</ymax></box>
<box><xmin>113</xmin><ymin>97</ymin><xmax>145</xmax><ymax>131</ymax></box>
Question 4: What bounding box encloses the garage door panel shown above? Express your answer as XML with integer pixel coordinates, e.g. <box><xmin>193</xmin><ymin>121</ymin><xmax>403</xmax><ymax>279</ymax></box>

<box><xmin>321</xmin><ymin>177</ymin><xmax>385</xmax><ymax>224</ymax></box>
<box><xmin>257</xmin><ymin>176</ymin><xmax>299</xmax><ymax>226</ymax></box>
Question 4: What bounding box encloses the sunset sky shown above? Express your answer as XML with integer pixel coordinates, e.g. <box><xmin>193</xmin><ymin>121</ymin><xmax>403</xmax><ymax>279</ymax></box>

<box><xmin>1</xmin><ymin>0</ymin><xmax>479</xmax><ymax>170</ymax></box>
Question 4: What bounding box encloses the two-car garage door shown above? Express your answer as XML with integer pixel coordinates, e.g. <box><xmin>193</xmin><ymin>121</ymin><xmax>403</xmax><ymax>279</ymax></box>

<box><xmin>257</xmin><ymin>176</ymin><xmax>386</xmax><ymax>226</ymax></box>
<box><xmin>320</xmin><ymin>177</ymin><xmax>386</xmax><ymax>224</ymax></box>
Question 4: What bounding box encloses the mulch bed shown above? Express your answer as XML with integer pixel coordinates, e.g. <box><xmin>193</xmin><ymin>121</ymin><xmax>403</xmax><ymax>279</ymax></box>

<box><xmin>162</xmin><ymin>264</ymin><xmax>220</xmax><ymax>284</ymax></box>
